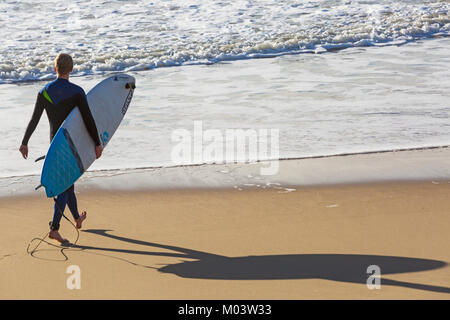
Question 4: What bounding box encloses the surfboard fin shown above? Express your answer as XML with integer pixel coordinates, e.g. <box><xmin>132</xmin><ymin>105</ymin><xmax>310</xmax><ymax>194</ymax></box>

<box><xmin>125</xmin><ymin>83</ymin><xmax>136</xmax><ymax>89</ymax></box>
<box><xmin>35</xmin><ymin>184</ymin><xmax>43</xmax><ymax>191</ymax></box>
<box><xmin>35</xmin><ymin>155</ymin><xmax>45</xmax><ymax>162</ymax></box>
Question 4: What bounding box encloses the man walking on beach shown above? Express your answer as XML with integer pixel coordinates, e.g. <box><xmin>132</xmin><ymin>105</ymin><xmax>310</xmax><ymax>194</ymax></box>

<box><xmin>19</xmin><ymin>53</ymin><xmax>103</xmax><ymax>243</ymax></box>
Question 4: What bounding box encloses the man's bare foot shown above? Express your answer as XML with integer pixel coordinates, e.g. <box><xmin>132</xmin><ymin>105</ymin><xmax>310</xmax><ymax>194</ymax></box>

<box><xmin>49</xmin><ymin>230</ymin><xmax>68</xmax><ymax>243</ymax></box>
<box><xmin>75</xmin><ymin>211</ymin><xmax>87</xmax><ymax>229</ymax></box>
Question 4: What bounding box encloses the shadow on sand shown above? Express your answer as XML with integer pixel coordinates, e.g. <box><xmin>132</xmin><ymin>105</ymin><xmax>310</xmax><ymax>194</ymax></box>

<box><xmin>70</xmin><ymin>229</ymin><xmax>449</xmax><ymax>294</ymax></box>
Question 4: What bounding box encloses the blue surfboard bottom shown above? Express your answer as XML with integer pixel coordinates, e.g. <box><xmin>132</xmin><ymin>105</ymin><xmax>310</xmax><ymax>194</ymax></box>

<box><xmin>41</xmin><ymin>128</ymin><xmax>82</xmax><ymax>198</ymax></box>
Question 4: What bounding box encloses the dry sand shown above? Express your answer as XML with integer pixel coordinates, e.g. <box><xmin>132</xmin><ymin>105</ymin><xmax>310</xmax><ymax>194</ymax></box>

<box><xmin>0</xmin><ymin>181</ymin><xmax>449</xmax><ymax>299</ymax></box>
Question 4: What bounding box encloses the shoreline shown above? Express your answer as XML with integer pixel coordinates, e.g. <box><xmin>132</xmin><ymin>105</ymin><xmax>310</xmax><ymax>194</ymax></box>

<box><xmin>3</xmin><ymin>143</ymin><xmax>448</xmax><ymax>179</ymax></box>
<box><xmin>1</xmin><ymin>146</ymin><xmax>449</xmax><ymax>198</ymax></box>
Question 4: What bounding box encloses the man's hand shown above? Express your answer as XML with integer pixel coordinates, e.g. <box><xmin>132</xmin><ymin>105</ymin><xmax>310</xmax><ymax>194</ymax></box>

<box><xmin>19</xmin><ymin>144</ymin><xmax>28</xmax><ymax>159</ymax></box>
<box><xmin>95</xmin><ymin>145</ymin><xmax>103</xmax><ymax>159</ymax></box>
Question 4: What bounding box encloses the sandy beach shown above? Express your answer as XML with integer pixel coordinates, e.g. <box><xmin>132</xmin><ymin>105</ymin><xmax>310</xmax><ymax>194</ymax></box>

<box><xmin>1</xmin><ymin>149</ymin><xmax>449</xmax><ymax>299</ymax></box>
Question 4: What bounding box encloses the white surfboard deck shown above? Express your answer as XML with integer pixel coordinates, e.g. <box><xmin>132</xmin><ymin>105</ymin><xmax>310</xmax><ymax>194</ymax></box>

<box><xmin>41</xmin><ymin>74</ymin><xmax>135</xmax><ymax>197</ymax></box>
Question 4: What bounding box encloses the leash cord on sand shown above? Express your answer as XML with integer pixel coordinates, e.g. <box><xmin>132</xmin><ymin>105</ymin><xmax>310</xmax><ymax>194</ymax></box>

<box><xmin>26</xmin><ymin>199</ymin><xmax>158</xmax><ymax>269</ymax></box>
<box><xmin>26</xmin><ymin>197</ymin><xmax>81</xmax><ymax>260</ymax></box>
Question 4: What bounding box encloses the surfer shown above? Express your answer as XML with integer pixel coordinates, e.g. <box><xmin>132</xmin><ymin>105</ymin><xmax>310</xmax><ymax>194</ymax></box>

<box><xmin>19</xmin><ymin>53</ymin><xmax>103</xmax><ymax>243</ymax></box>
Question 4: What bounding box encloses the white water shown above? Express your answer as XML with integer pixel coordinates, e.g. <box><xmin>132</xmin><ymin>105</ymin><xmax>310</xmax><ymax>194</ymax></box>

<box><xmin>1</xmin><ymin>0</ymin><xmax>449</xmax><ymax>82</ymax></box>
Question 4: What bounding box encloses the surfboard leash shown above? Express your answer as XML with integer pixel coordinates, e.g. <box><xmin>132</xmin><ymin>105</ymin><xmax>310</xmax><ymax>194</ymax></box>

<box><xmin>26</xmin><ymin>197</ymin><xmax>81</xmax><ymax>260</ymax></box>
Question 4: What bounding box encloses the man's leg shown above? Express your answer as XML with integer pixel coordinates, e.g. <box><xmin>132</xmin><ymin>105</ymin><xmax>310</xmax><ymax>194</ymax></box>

<box><xmin>67</xmin><ymin>185</ymin><xmax>86</xmax><ymax>229</ymax></box>
<box><xmin>49</xmin><ymin>189</ymin><xmax>69</xmax><ymax>242</ymax></box>
<box><xmin>67</xmin><ymin>185</ymin><xmax>80</xmax><ymax>220</ymax></box>
<box><xmin>51</xmin><ymin>190</ymin><xmax>69</xmax><ymax>231</ymax></box>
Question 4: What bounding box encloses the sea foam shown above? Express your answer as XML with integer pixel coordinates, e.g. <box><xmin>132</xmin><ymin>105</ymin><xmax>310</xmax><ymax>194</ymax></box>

<box><xmin>1</xmin><ymin>0</ymin><xmax>449</xmax><ymax>83</ymax></box>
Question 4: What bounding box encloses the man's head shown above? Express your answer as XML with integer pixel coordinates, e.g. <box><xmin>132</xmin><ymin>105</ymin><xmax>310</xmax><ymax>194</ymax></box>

<box><xmin>54</xmin><ymin>53</ymin><xmax>73</xmax><ymax>78</ymax></box>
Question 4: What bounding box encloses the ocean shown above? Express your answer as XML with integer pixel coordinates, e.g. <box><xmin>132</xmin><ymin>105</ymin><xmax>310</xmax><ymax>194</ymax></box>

<box><xmin>0</xmin><ymin>0</ymin><xmax>449</xmax><ymax>180</ymax></box>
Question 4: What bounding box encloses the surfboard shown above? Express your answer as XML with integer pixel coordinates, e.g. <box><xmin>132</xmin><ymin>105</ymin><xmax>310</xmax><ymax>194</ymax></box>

<box><xmin>40</xmin><ymin>74</ymin><xmax>136</xmax><ymax>198</ymax></box>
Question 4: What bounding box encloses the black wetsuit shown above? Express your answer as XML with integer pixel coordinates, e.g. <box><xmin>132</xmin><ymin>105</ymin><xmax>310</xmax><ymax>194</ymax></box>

<box><xmin>22</xmin><ymin>78</ymin><xmax>101</xmax><ymax>231</ymax></box>
<box><xmin>22</xmin><ymin>78</ymin><xmax>101</xmax><ymax>146</ymax></box>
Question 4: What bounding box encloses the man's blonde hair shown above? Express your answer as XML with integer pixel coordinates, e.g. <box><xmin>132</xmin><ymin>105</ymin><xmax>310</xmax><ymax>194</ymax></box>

<box><xmin>54</xmin><ymin>53</ymin><xmax>73</xmax><ymax>75</ymax></box>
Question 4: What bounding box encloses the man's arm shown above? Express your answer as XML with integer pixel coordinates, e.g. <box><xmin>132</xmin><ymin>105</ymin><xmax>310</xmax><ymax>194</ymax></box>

<box><xmin>20</xmin><ymin>93</ymin><xmax>44</xmax><ymax>159</ymax></box>
<box><xmin>76</xmin><ymin>92</ymin><xmax>101</xmax><ymax>146</ymax></box>
<box><xmin>76</xmin><ymin>91</ymin><xmax>103</xmax><ymax>158</ymax></box>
